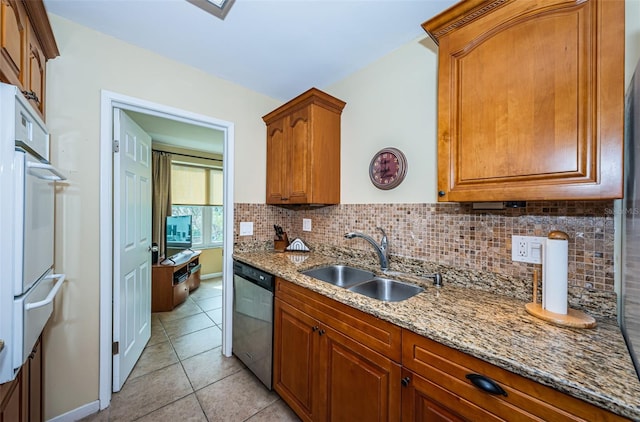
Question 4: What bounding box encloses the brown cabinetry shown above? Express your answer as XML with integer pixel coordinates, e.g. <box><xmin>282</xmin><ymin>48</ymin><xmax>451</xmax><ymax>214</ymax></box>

<box><xmin>422</xmin><ymin>0</ymin><xmax>624</xmax><ymax>201</ymax></box>
<box><xmin>274</xmin><ymin>278</ymin><xmax>401</xmax><ymax>422</ymax></box>
<box><xmin>263</xmin><ymin>88</ymin><xmax>346</xmax><ymax>206</ymax></box>
<box><xmin>0</xmin><ymin>0</ymin><xmax>58</xmax><ymax>119</ymax></box>
<box><xmin>401</xmin><ymin>330</ymin><xmax>626</xmax><ymax>421</ymax></box>
<box><xmin>0</xmin><ymin>336</ymin><xmax>43</xmax><ymax>422</ymax></box>
<box><xmin>0</xmin><ymin>369</ymin><xmax>25</xmax><ymax>422</ymax></box>
<box><xmin>273</xmin><ymin>275</ymin><xmax>628</xmax><ymax>421</ymax></box>
<box><xmin>151</xmin><ymin>251</ymin><xmax>201</xmax><ymax>312</ymax></box>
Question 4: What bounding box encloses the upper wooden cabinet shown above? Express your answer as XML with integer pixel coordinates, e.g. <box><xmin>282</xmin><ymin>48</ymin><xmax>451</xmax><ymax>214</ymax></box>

<box><xmin>0</xmin><ymin>0</ymin><xmax>59</xmax><ymax>119</ymax></box>
<box><xmin>263</xmin><ymin>88</ymin><xmax>346</xmax><ymax>207</ymax></box>
<box><xmin>422</xmin><ymin>0</ymin><xmax>624</xmax><ymax>202</ymax></box>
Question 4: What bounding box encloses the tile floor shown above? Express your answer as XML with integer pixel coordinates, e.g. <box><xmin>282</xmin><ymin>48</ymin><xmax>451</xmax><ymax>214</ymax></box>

<box><xmin>81</xmin><ymin>278</ymin><xmax>300</xmax><ymax>422</ymax></box>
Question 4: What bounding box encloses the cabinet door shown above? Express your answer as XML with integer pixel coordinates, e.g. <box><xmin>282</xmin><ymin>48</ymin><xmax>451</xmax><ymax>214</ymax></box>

<box><xmin>0</xmin><ymin>370</ymin><xmax>25</xmax><ymax>422</ymax></box>
<box><xmin>433</xmin><ymin>0</ymin><xmax>623</xmax><ymax>201</ymax></box>
<box><xmin>0</xmin><ymin>0</ymin><xmax>27</xmax><ymax>88</ymax></box>
<box><xmin>286</xmin><ymin>107</ymin><xmax>310</xmax><ymax>204</ymax></box>
<box><xmin>266</xmin><ymin>118</ymin><xmax>288</xmax><ymax>204</ymax></box>
<box><xmin>401</xmin><ymin>369</ymin><xmax>498</xmax><ymax>422</ymax></box>
<box><xmin>27</xmin><ymin>338</ymin><xmax>42</xmax><ymax>422</ymax></box>
<box><xmin>273</xmin><ymin>298</ymin><xmax>318</xmax><ymax>422</ymax></box>
<box><xmin>318</xmin><ymin>326</ymin><xmax>401</xmax><ymax>422</ymax></box>
<box><xmin>26</xmin><ymin>23</ymin><xmax>45</xmax><ymax>117</ymax></box>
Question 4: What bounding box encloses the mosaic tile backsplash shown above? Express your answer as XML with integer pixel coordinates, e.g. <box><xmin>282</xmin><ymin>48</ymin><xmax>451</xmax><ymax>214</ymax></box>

<box><xmin>234</xmin><ymin>201</ymin><xmax>618</xmax><ymax>318</ymax></box>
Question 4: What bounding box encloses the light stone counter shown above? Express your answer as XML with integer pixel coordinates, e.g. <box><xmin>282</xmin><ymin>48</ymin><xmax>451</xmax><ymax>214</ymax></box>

<box><xmin>234</xmin><ymin>250</ymin><xmax>640</xmax><ymax>420</ymax></box>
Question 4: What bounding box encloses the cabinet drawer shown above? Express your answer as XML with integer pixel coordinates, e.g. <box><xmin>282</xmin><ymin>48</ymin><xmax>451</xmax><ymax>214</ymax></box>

<box><xmin>276</xmin><ymin>278</ymin><xmax>402</xmax><ymax>362</ymax></box>
<box><xmin>402</xmin><ymin>330</ymin><xmax>626</xmax><ymax>421</ymax></box>
<box><xmin>172</xmin><ymin>281</ymin><xmax>189</xmax><ymax>306</ymax></box>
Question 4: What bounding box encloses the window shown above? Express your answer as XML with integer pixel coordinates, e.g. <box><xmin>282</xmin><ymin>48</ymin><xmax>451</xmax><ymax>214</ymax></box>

<box><xmin>172</xmin><ymin>205</ymin><xmax>222</xmax><ymax>247</ymax></box>
<box><xmin>171</xmin><ymin>163</ymin><xmax>223</xmax><ymax>248</ymax></box>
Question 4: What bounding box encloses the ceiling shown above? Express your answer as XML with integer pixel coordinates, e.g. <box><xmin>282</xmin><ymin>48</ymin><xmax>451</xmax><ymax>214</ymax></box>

<box><xmin>124</xmin><ymin>110</ymin><xmax>225</xmax><ymax>155</ymax></box>
<box><xmin>44</xmin><ymin>0</ymin><xmax>457</xmax><ymax>154</ymax></box>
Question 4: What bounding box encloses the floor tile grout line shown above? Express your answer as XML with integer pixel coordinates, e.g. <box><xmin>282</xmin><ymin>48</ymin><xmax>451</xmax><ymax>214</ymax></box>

<box><xmin>129</xmin><ymin>390</ymin><xmax>196</xmax><ymax>421</ymax></box>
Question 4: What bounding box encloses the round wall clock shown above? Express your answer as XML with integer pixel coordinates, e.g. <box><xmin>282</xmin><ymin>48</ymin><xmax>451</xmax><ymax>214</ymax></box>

<box><xmin>369</xmin><ymin>147</ymin><xmax>408</xmax><ymax>190</ymax></box>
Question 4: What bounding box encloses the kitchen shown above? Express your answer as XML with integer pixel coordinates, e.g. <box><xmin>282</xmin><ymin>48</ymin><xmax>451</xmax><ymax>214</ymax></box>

<box><xmin>1</xmin><ymin>0</ymin><xmax>640</xmax><ymax>421</ymax></box>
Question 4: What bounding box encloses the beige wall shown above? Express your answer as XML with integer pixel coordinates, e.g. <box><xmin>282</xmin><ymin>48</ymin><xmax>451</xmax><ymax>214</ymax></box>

<box><xmin>329</xmin><ymin>37</ymin><xmax>439</xmax><ymax>204</ymax></box>
<box><xmin>44</xmin><ymin>15</ymin><xmax>277</xmax><ymax>419</ymax></box>
<box><xmin>200</xmin><ymin>248</ymin><xmax>223</xmax><ymax>275</ymax></box>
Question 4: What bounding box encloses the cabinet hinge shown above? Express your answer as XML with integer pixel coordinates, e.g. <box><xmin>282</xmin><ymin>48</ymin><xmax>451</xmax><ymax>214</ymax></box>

<box><xmin>112</xmin><ymin>341</ymin><xmax>119</xmax><ymax>355</ymax></box>
<box><xmin>113</xmin><ymin>139</ymin><xmax>120</xmax><ymax>153</ymax></box>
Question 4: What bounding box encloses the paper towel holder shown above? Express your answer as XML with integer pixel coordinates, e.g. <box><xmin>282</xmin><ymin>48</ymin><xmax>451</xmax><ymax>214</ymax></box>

<box><xmin>524</xmin><ymin>231</ymin><xmax>597</xmax><ymax>329</ymax></box>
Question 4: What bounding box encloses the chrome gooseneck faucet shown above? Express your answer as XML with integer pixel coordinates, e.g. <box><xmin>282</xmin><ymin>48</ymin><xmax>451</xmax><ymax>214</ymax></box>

<box><xmin>344</xmin><ymin>227</ymin><xmax>389</xmax><ymax>271</ymax></box>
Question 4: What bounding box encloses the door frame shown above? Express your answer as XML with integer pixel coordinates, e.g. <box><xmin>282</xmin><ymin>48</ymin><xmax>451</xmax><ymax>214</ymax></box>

<box><xmin>98</xmin><ymin>90</ymin><xmax>235</xmax><ymax>409</ymax></box>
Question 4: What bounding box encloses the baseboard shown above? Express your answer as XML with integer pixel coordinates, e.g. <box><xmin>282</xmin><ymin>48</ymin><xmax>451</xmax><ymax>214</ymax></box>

<box><xmin>201</xmin><ymin>272</ymin><xmax>222</xmax><ymax>280</ymax></box>
<box><xmin>46</xmin><ymin>400</ymin><xmax>100</xmax><ymax>422</ymax></box>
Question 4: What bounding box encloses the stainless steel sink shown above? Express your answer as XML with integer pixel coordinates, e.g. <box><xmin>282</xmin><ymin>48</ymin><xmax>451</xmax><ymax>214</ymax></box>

<box><xmin>347</xmin><ymin>277</ymin><xmax>424</xmax><ymax>302</ymax></box>
<box><xmin>301</xmin><ymin>265</ymin><xmax>376</xmax><ymax>288</ymax></box>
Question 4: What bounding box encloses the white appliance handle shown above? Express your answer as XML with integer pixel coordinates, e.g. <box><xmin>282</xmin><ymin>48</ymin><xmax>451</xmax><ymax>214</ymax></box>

<box><xmin>25</xmin><ymin>273</ymin><xmax>66</xmax><ymax>310</ymax></box>
<box><xmin>27</xmin><ymin>161</ymin><xmax>67</xmax><ymax>181</ymax></box>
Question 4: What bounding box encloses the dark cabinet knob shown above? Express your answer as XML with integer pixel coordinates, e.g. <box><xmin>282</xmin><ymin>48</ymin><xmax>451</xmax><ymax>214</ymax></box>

<box><xmin>312</xmin><ymin>326</ymin><xmax>319</xmax><ymax>332</ymax></box>
<box><xmin>401</xmin><ymin>376</ymin><xmax>411</xmax><ymax>387</ymax></box>
<box><xmin>438</xmin><ymin>190</ymin><xmax>446</xmax><ymax>197</ymax></box>
<box><xmin>465</xmin><ymin>374</ymin><xmax>507</xmax><ymax>396</ymax></box>
<box><xmin>318</xmin><ymin>329</ymin><xmax>326</xmax><ymax>336</ymax></box>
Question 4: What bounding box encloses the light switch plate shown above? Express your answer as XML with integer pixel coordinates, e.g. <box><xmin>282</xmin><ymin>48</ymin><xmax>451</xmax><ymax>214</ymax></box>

<box><xmin>239</xmin><ymin>222</ymin><xmax>254</xmax><ymax>236</ymax></box>
<box><xmin>302</xmin><ymin>218</ymin><xmax>312</xmax><ymax>232</ymax></box>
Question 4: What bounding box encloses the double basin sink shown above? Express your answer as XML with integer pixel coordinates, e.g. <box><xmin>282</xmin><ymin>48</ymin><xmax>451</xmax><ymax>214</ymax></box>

<box><xmin>301</xmin><ymin>265</ymin><xmax>423</xmax><ymax>302</ymax></box>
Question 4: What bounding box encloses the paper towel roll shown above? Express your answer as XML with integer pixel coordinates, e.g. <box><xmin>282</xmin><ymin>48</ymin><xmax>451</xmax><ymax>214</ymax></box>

<box><xmin>542</xmin><ymin>232</ymin><xmax>569</xmax><ymax>315</ymax></box>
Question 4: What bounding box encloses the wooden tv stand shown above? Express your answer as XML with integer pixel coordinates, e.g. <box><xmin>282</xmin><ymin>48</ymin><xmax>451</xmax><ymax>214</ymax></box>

<box><xmin>152</xmin><ymin>250</ymin><xmax>201</xmax><ymax>312</ymax></box>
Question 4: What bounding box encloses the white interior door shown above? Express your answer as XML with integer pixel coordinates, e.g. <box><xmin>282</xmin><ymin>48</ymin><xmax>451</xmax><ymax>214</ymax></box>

<box><xmin>112</xmin><ymin>108</ymin><xmax>152</xmax><ymax>392</ymax></box>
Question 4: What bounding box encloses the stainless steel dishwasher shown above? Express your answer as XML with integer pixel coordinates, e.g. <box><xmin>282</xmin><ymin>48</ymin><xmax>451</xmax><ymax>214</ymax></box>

<box><xmin>232</xmin><ymin>260</ymin><xmax>275</xmax><ymax>389</ymax></box>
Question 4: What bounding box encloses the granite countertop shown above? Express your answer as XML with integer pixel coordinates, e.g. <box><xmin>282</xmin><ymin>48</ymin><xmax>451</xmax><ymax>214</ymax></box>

<box><xmin>234</xmin><ymin>250</ymin><xmax>640</xmax><ymax>420</ymax></box>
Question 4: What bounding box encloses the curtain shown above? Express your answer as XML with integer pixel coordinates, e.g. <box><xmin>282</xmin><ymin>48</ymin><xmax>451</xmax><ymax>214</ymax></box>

<box><xmin>152</xmin><ymin>151</ymin><xmax>172</xmax><ymax>258</ymax></box>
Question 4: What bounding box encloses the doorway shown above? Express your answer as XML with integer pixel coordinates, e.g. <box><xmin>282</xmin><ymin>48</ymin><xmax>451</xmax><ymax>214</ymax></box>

<box><xmin>98</xmin><ymin>90</ymin><xmax>235</xmax><ymax>409</ymax></box>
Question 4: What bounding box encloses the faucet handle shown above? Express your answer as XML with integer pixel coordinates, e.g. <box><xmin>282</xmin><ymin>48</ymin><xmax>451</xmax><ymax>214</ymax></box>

<box><xmin>376</xmin><ymin>227</ymin><xmax>388</xmax><ymax>251</ymax></box>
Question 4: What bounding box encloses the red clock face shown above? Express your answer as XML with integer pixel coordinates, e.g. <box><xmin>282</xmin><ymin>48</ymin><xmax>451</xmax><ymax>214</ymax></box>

<box><xmin>369</xmin><ymin>148</ymin><xmax>407</xmax><ymax>190</ymax></box>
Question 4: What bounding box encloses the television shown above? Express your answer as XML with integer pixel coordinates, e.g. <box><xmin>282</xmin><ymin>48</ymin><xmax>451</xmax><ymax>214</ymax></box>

<box><xmin>166</xmin><ymin>215</ymin><xmax>192</xmax><ymax>251</ymax></box>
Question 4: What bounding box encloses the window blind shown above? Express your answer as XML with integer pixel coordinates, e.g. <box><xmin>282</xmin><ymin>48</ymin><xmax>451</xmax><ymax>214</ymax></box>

<box><xmin>171</xmin><ymin>164</ymin><xmax>223</xmax><ymax>205</ymax></box>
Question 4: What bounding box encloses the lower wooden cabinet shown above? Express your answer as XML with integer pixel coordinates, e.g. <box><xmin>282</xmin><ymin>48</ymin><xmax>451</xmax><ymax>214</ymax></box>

<box><xmin>0</xmin><ymin>369</ymin><xmax>25</xmax><ymax>422</ymax></box>
<box><xmin>321</xmin><ymin>325</ymin><xmax>401</xmax><ymax>422</ymax></box>
<box><xmin>274</xmin><ymin>298</ymin><xmax>319</xmax><ymax>421</ymax></box>
<box><xmin>25</xmin><ymin>337</ymin><xmax>42</xmax><ymax>422</ymax></box>
<box><xmin>401</xmin><ymin>367</ymin><xmax>499</xmax><ymax>422</ymax></box>
<box><xmin>274</xmin><ymin>277</ymin><xmax>629</xmax><ymax>421</ymax></box>
<box><xmin>0</xmin><ymin>336</ymin><xmax>43</xmax><ymax>422</ymax></box>
<box><xmin>274</xmin><ymin>278</ymin><xmax>402</xmax><ymax>422</ymax></box>
<box><xmin>402</xmin><ymin>330</ymin><xmax>626</xmax><ymax>422</ymax></box>
<box><xmin>152</xmin><ymin>251</ymin><xmax>201</xmax><ymax>312</ymax></box>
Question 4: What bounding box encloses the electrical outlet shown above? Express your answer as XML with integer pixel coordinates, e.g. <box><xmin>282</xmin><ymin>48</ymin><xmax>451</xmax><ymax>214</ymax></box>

<box><xmin>511</xmin><ymin>235</ymin><xmax>546</xmax><ymax>263</ymax></box>
<box><xmin>302</xmin><ymin>218</ymin><xmax>312</xmax><ymax>232</ymax></box>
